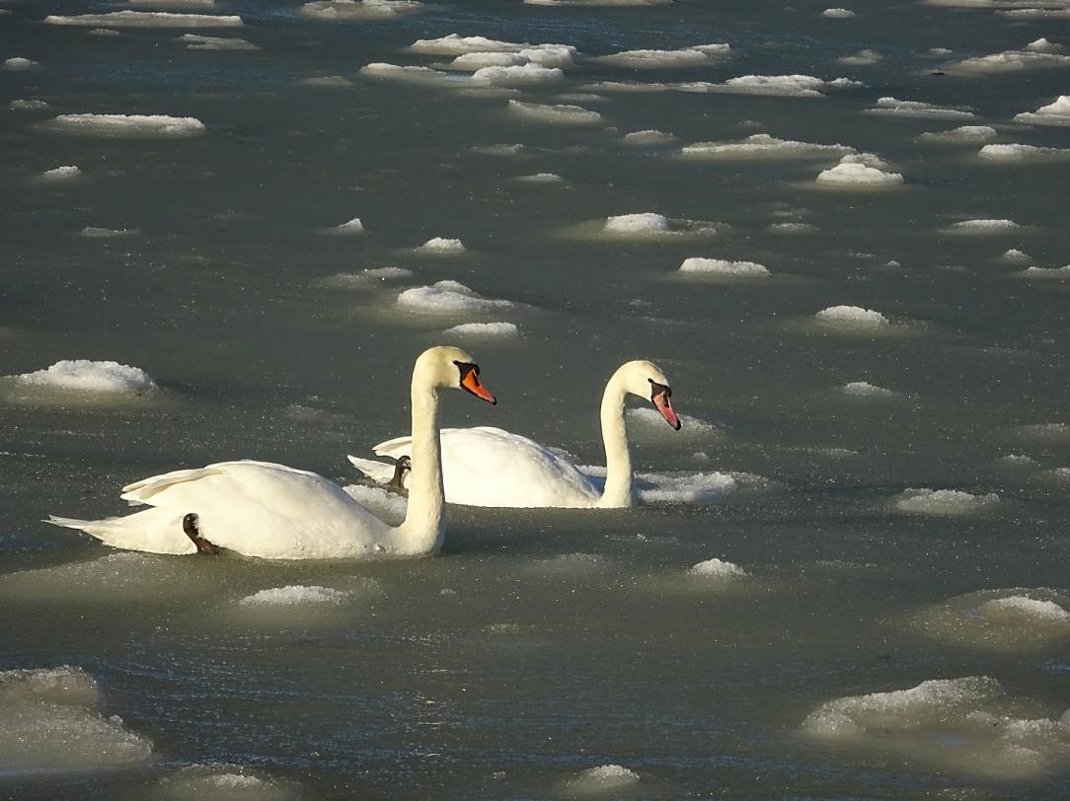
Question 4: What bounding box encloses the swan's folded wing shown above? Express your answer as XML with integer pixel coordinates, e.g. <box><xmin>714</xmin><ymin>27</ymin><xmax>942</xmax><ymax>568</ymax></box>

<box><xmin>346</xmin><ymin>455</ymin><xmax>398</xmax><ymax>484</ymax></box>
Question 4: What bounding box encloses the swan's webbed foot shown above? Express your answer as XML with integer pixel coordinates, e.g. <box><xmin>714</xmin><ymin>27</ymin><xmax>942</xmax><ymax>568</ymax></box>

<box><xmin>386</xmin><ymin>455</ymin><xmax>411</xmax><ymax>495</ymax></box>
<box><xmin>182</xmin><ymin>513</ymin><xmax>221</xmax><ymax>555</ymax></box>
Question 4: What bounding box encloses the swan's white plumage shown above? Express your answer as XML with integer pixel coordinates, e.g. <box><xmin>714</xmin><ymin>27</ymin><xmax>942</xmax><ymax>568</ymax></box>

<box><xmin>349</xmin><ymin>360</ymin><xmax>678</xmax><ymax>509</ymax></box>
<box><xmin>47</xmin><ymin>346</ymin><xmax>494</xmax><ymax>559</ymax></box>
<box><xmin>367</xmin><ymin>426</ymin><xmax>602</xmax><ymax>508</ymax></box>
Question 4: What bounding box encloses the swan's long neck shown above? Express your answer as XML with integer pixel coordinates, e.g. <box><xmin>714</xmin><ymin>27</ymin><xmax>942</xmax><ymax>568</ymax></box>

<box><xmin>395</xmin><ymin>380</ymin><xmax>445</xmax><ymax>554</ymax></box>
<box><xmin>597</xmin><ymin>370</ymin><xmax>633</xmax><ymax>508</ymax></box>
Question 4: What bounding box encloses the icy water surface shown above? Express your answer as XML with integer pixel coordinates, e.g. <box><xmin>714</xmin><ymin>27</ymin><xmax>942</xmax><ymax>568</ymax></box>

<box><xmin>2</xmin><ymin>0</ymin><xmax>1069</xmax><ymax>798</ymax></box>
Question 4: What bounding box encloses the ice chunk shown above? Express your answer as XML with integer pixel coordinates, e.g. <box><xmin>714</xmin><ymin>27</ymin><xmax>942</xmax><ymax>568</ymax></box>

<box><xmin>159</xmin><ymin>765</ymin><xmax>295</xmax><ymax>801</ymax></box>
<box><xmin>179</xmin><ymin>34</ymin><xmax>259</xmax><ymax>51</ymax></box>
<box><xmin>508</xmin><ymin>100</ymin><xmax>602</xmax><ymax>125</ymax></box>
<box><xmin>0</xmin><ymin>666</ymin><xmax>153</xmax><ymax>774</ymax></box>
<box><xmin>946</xmin><ymin>218</ymin><xmax>1020</xmax><ymax>233</ymax></box>
<box><xmin>815</xmin><ymin>305</ymin><xmax>889</xmax><ymax>328</ymax></box>
<box><xmin>979</xmin><ymin>143</ymin><xmax>1070</xmax><ymax>162</ymax></box>
<box><xmin>396</xmin><ymin>281</ymin><xmax>512</xmax><ymax>314</ymax></box>
<box><xmin>681</xmin><ymin>74</ymin><xmax>858</xmax><ymax>98</ymax></box>
<box><xmin>679</xmin><ymin>257</ymin><xmax>770</xmax><ymax>277</ymax></box>
<box><xmin>622</xmin><ymin>129</ymin><xmax>676</xmax><ymax>145</ymax></box>
<box><xmin>918</xmin><ymin>124</ymin><xmax>997</xmax><ymax>142</ymax></box>
<box><xmin>842</xmin><ymin>380</ymin><xmax>894</xmax><ymax>396</ymax></box>
<box><xmin>802</xmin><ymin>675</ymin><xmax>1070</xmax><ymax>779</ymax></box>
<box><xmin>690</xmin><ymin>557</ymin><xmax>748</xmax><ymax>577</ymax></box>
<box><xmin>945</xmin><ymin>48</ymin><xmax>1070</xmax><ymax>75</ymax></box>
<box><xmin>442</xmin><ymin>322</ymin><xmax>519</xmax><ymax>337</ymax></box>
<box><xmin>45</xmin><ymin>11</ymin><xmax>243</xmax><ymax>27</ymax></box>
<box><xmin>327</xmin><ymin>216</ymin><xmax>364</xmax><ymax>234</ymax></box>
<box><xmin>865</xmin><ymin>96</ymin><xmax>976</xmax><ymax>119</ymax></box>
<box><xmin>822</xmin><ymin>8</ymin><xmax>856</xmax><ymax>18</ymax></box>
<box><xmin>895</xmin><ymin>488</ymin><xmax>1000</xmax><ymax>515</ymax></box>
<box><xmin>40</xmin><ymin>165</ymin><xmax>82</xmax><ymax>181</ymax></box>
<box><xmin>681</xmin><ymin>133</ymin><xmax>853</xmax><ymax>160</ymax></box>
<box><xmin>816</xmin><ymin>153</ymin><xmax>903</xmax><ymax>186</ymax></box>
<box><xmin>10</xmin><ymin>99</ymin><xmax>50</xmax><ymax>111</ymax></box>
<box><xmin>299</xmin><ymin>0</ymin><xmax>423</xmax><ymax>21</ymax></box>
<box><xmin>564</xmin><ymin>764</ymin><xmax>640</xmax><ymax>794</ymax></box>
<box><xmin>471</xmin><ymin>63</ymin><xmax>563</xmax><ymax>86</ymax></box>
<box><xmin>43</xmin><ymin>113</ymin><xmax>206</xmax><ymax>138</ymax></box>
<box><xmin>1014</xmin><ymin>95</ymin><xmax>1070</xmax><ymax>126</ymax></box>
<box><xmin>838</xmin><ymin>48</ymin><xmax>880</xmax><ymax>65</ymax></box>
<box><xmin>593</xmin><ymin>44</ymin><xmax>730</xmax><ymax>68</ymax></box>
<box><xmin>416</xmin><ymin>237</ymin><xmax>465</xmax><ymax>253</ymax></box>
<box><xmin>239</xmin><ymin>586</ymin><xmax>350</xmax><ymax>606</ymax></box>
<box><xmin>605</xmin><ymin>212</ymin><xmax>671</xmax><ymax>235</ymax></box>
<box><xmin>9</xmin><ymin>359</ymin><xmax>157</xmax><ymax>395</ymax></box>
<box><xmin>514</xmin><ymin>172</ymin><xmax>564</xmax><ymax>183</ymax></box>
<box><xmin>3</xmin><ymin>57</ymin><xmax>39</xmax><ymax>71</ymax></box>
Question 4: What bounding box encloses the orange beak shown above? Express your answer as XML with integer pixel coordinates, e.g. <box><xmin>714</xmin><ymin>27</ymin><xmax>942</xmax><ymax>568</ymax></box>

<box><xmin>653</xmin><ymin>391</ymin><xmax>681</xmax><ymax>430</ymax></box>
<box><xmin>461</xmin><ymin>367</ymin><xmax>496</xmax><ymax>405</ymax></box>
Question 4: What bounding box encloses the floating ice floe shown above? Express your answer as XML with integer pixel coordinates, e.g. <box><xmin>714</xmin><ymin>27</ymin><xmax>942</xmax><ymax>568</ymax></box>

<box><xmin>360</xmin><ymin>63</ymin><xmax>461</xmax><ymax>88</ymax></box>
<box><xmin>690</xmin><ymin>557</ymin><xmax>748</xmax><ymax>577</ymax></box>
<box><xmin>45</xmin><ymin>11</ymin><xmax>243</xmax><ymax>27</ymax></box>
<box><xmin>448</xmin><ymin>51</ymin><xmax>528</xmax><ymax>71</ymax></box>
<box><xmin>599</xmin><ymin>212</ymin><xmax>723</xmax><ymax>239</ymax></box>
<box><xmin>240</xmin><ymin>585</ymin><xmax>350</xmax><ymax>606</ymax></box>
<box><xmin>769</xmin><ymin>221</ymin><xmax>818</xmax><ymax>234</ymax></box>
<box><xmin>564</xmin><ymin>764</ymin><xmax>640</xmax><ymax>794</ymax></box>
<box><xmin>508</xmin><ymin>99</ymin><xmax>602</xmax><ymax>125</ymax></box>
<box><xmin>842</xmin><ymin>380</ymin><xmax>894</xmax><ymax>396</ymax></box>
<box><xmin>910</xmin><ymin>588</ymin><xmax>1070</xmax><ymax>652</ymax></box>
<box><xmin>979</xmin><ymin>143</ymin><xmax>1070</xmax><ymax>162</ymax></box>
<box><xmin>1014</xmin><ymin>95</ymin><xmax>1070</xmax><ymax>126</ymax></box>
<box><xmin>679</xmin><ymin>257</ymin><xmax>770</xmax><ymax>277</ymax></box>
<box><xmin>471</xmin><ymin>63</ymin><xmax>564</xmax><ymax>86</ymax></box>
<box><xmin>865</xmin><ymin>96</ymin><xmax>976</xmax><ymax>119</ymax></box>
<box><xmin>327</xmin><ymin>216</ymin><xmax>364</xmax><ymax>235</ymax></box>
<box><xmin>1015</xmin><ymin>265</ymin><xmax>1070</xmax><ymax>279</ymax></box>
<box><xmin>442</xmin><ymin>321</ymin><xmax>519</xmax><ymax>338</ymax></box>
<box><xmin>1026</xmin><ymin>38</ymin><xmax>1064</xmax><ymax>54</ymax></box>
<box><xmin>408</xmin><ymin>34</ymin><xmax>527</xmax><ymax>55</ymax></box>
<box><xmin>1001</xmin><ymin>248</ymin><xmax>1032</xmax><ymax>264</ymax></box>
<box><xmin>635</xmin><ymin>470</ymin><xmax>746</xmax><ymax>503</ymax></box>
<box><xmin>918</xmin><ymin>124</ymin><xmax>997</xmax><ymax>142</ymax></box>
<box><xmin>300</xmin><ymin>75</ymin><xmax>355</xmax><ymax>88</ymax></box>
<box><xmin>999</xmin><ymin>7</ymin><xmax>1070</xmax><ymax>19</ymax></box>
<box><xmin>622</xmin><ymin>129</ymin><xmax>676</xmax><ymax>145</ymax></box>
<box><xmin>417</xmin><ymin>237</ymin><xmax>465</xmax><ymax>253</ymax></box>
<box><xmin>945</xmin><ymin>218</ymin><xmax>1021</xmax><ymax>234</ymax></box>
<box><xmin>7</xmin><ymin>359</ymin><xmax>157</xmax><ymax>396</ymax></box>
<box><xmin>679</xmin><ymin>74</ymin><xmax>860</xmax><ymax>98</ymax></box>
<box><xmin>815</xmin><ymin>153</ymin><xmax>903</xmax><ymax>186</ymax></box>
<box><xmin>396</xmin><ymin>281</ymin><xmax>512</xmax><ymax>314</ymax></box>
<box><xmin>895</xmin><ymin>487</ymin><xmax>1000</xmax><ymax>515</ymax></box>
<box><xmin>0</xmin><ymin>666</ymin><xmax>153</xmax><ymax>776</ymax></box>
<box><xmin>10</xmin><ymin>99</ymin><xmax>50</xmax><ymax>111</ymax></box>
<box><xmin>592</xmin><ymin>43</ymin><xmax>730</xmax><ymax>68</ymax></box>
<box><xmin>3</xmin><ymin>57</ymin><xmax>39</xmax><ymax>71</ymax></box>
<box><xmin>627</xmin><ymin>407</ymin><xmax>721</xmax><ymax>441</ymax></box>
<box><xmin>515</xmin><ymin>172</ymin><xmax>564</xmax><ymax>183</ymax></box>
<box><xmin>822</xmin><ymin>7</ymin><xmax>856</xmax><ymax>18</ymax></box>
<box><xmin>815</xmin><ymin>305</ymin><xmax>890</xmax><ymax>329</ymax></box>
<box><xmin>43</xmin><ymin>113</ymin><xmax>206</xmax><ymax>138</ymax></box>
<box><xmin>299</xmin><ymin>0</ymin><xmax>423</xmax><ymax>21</ymax></box>
<box><xmin>80</xmin><ymin>226</ymin><xmax>137</xmax><ymax>238</ymax></box>
<box><xmin>179</xmin><ymin>33</ymin><xmax>259</xmax><ymax>50</ymax></box>
<box><xmin>528</xmin><ymin>0</ymin><xmax>669</xmax><ymax>5</ymax></box>
<box><xmin>40</xmin><ymin>165</ymin><xmax>82</xmax><ymax>182</ymax></box>
<box><xmin>682</xmin><ymin>133</ymin><xmax>853</xmax><ymax>160</ymax></box>
<box><xmin>944</xmin><ymin>47</ymin><xmax>1070</xmax><ymax>75</ymax></box>
<box><xmin>159</xmin><ymin>764</ymin><xmax>296</xmax><ymax>801</ymax></box>
<box><xmin>839</xmin><ymin>48</ymin><xmax>880</xmax><ymax>65</ymax></box>
<box><xmin>802</xmin><ymin>675</ymin><xmax>1070</xmax><ymax>779</ymax></box>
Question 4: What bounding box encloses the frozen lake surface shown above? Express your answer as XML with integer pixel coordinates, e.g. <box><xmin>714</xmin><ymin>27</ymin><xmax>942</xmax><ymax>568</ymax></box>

<box><xmin>1</xmin><ymin>0</ymin><xmax>1068</xmax><ymax>798</ymax></box>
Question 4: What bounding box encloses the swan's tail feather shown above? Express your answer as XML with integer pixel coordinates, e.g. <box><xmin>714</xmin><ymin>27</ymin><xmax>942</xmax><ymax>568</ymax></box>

<box><xmin>45</xmin><ymin>510</ymin><xmax>197</xmax><ymax>555</ymax></box>
<box><xmin>372</xmin><ymin>435</ymin><xmax>414</xmax><ymax>459</ymax></box>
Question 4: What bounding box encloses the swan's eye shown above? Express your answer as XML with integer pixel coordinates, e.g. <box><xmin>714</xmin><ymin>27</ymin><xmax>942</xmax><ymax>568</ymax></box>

<box><xmin>649</xmin><ymin>379</ymin><xmax>671</xmax><ymax>400</ymax></box>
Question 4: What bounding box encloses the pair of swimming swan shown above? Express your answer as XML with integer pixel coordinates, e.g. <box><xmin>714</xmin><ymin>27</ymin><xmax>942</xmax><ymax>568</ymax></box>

<box><xmin>48</xmin><ymin>346</ymin><xmax>679</xmax><ymax>560</ymax></box>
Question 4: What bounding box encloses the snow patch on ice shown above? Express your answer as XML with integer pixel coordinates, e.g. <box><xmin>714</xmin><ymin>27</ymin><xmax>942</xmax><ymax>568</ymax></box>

<box><xmin>508</xmin><ymin>100</ymin><xmax>602</xmax><ymax>125</ymax></box>
<box><xmin>417</xmin><ymin>237</ymin><xmax>466</xmax><ymax>253</ymax></box>
<box><xmin>396</xmin><ymin>281</ymin><xmax>512</xmax><ymax>314</ymax></box>
<box><xmin>815</xmin><ymin>305</ymin><xmax>890</xmax><ymax>328</ymax></box>
<box><xmin>842</xmin><ymin>380</ymin><xmax>894</xmax><ymax>396</ymax></box>
<box><xmin>9</xmin><ymin>360</ymin><xmax>158</xmax><ymax>396</ymax></box>
<box><xmin>442</xmin><ymin>322</ymin><xmax>519</xmax><ymax>338</ymax></box>
<box><xmin>690</xmin><ymin>557</ymin><xmax>748</xmax><ymax>577</ymax></box>
<box><xmin>679</xmin><ymin>257</ymin><xmax>770</xmax><ymax>277</ymax></box>
<box><xmin>593</xmin><ymin>44</ymin><xmax>730</xmax><ymax>68</ymax></box>
<box><xmin>681</xmin><ymin>133</ymin><xmax>853</xmax><ymax>160</ymax></box>
<box><xmin>1014</xmin><ymin>95</ymin><xmax>1070</xmax><ymax>127</ymax></box>
<box><xmin>865</xmin><ymin>96</ymin><xmax>976</xmax><ymax>120</ymax></box>
<box><xmin>815</xmin><ymin>153</ymin><xmax>903</xmax><ymax>187</ymax></box>
<box><xmin>45</xmin><ymin>11</ymin><xmax>243</xmax><ymax>27</ymax></box>
<box><xmin>979</xmin><ymin>143</ymin><xmax>1070</xmax><ymax>162</ymax></box>
<box><xmin>918</xmin><ymin>125</ymin><xmax>997</xmax><ymax>143</ymax></box>
<box><xmin>43</xmin><ymin>113</ymin><xmax>206</xmax><ymax>138</ymax></box>
<box><xmin>239</xmin><ymin>585</ymin><xmax>349</xmax><ymax>606</ymax></box>
<box><xmin>299</xmin><ymin>0</ymin><xmax>423</xmax><ymax>21</ymax></box>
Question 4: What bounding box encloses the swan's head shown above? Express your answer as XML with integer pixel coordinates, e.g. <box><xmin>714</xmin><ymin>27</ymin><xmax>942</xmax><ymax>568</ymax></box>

<box><xmin>415</xmin><ymin>345</ymin><xmax>496</xmax><ymax>404</ymax></box>
<box><xmin>619</xmin><ymin>360</ymin><xmax>680</xmax><ymax>431</ymax></box>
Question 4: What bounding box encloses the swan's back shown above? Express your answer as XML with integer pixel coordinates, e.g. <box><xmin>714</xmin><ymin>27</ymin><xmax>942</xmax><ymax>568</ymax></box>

<box><xmin>375</xmin><ymin>427</ymin><xmax>600</xmax><ymax>508</ymax></box>
<box><xmin>121</xmin><ymin>460</ymin><xmax>392</xmax><ymax>558</ymax></box>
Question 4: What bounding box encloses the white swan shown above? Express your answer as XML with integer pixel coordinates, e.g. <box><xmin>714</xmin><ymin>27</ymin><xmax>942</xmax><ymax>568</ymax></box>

<box><xmin>348</xmin><ymin>360</ymin><xmax>680</xmax><ymax>508</ymax></box>
<box><xmin>46</xmin><ymin>346</ymin><xmax>496</xmax><ymax>559</ymax></box>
